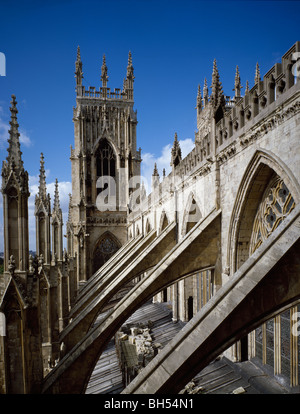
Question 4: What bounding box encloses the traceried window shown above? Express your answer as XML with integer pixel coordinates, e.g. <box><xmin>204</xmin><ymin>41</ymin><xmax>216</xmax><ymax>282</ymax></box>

<box><xmin>93</xmin><ymin>232</ymin><xmax>120</xmax><ymax>274</ymax></box>
<box><xmin>96</xmin><ymin>139</ymin><xmax>116</xmax><ymax>178</ymax></box>
<box><xmin>249</xmin><ymin>176</ymin><xmax>295</xmax><ymax>254</ymax></box>
<box><xmin>248</xmin><ymin>174</ymin><xmax>298</xmax><ymax>387</ymax></box>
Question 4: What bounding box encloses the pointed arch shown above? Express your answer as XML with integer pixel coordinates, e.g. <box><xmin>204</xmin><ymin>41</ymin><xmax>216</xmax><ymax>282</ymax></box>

<box><xmin>92</xmin><ymin>231</ymin><xmax>121</xmax><ymax>274</ymax></box>
<box><xmin>145</xmin><ymin>217</ymin><xmax>151</xmax><ymax>234</ymax></box>
<box><xmin>226</xmin><ymin>148</ymin><xmax>300</xmax><ymax>275</ymax></box>
<box><xmin>1</xmin><ymin>282</ymin><xmax>25</xmax><ymax>393</ymax></box>
<box><xmin>95</xmin><ymin>138</ymin><xmax>116</xmax><ymax>179</ymax></box>
<box><xmin>136</xmin><ymin>225</ymin><xmax>140</xmax><ymax>237</ymax></box>
<box><xmin>181</xmin><ymin>192</ymin><xmax>202</xmax><ymax>236</ymax></box>
<box><xmin>159</xmin><ymin>210</ymin><xmax>169</xmax><ymax>233</ymax></box>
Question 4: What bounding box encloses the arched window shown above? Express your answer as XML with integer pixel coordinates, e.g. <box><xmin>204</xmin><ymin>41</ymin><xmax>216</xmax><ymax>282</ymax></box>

<box><xmin>92</xmin><ymin>232</ymin><xmax>120</xmax><ymax>274</ymax></box>
<box><xmin>96</xmin><ymin>139</ymin><xmax>116</xmax><ymax>198</ymax></box>
<box><xmin>96</xmin><ymin>139</ymin><xmax>116</xmax><ymax>178</ymax></box>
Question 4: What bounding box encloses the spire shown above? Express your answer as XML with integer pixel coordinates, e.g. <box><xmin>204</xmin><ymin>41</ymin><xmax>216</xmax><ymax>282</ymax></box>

<box><xmin>203</xmin><ymin>78</ymin><xmax>209</xmax><ymax>107</ymax></box>
<box><xmin>233</xmin><ymin>65</ymin><xmax>242</xmax><ymax>98</ymax></box>
<box><xmin>210</xmin><ymin>59</ymin><xmax>224</xmax><ymax>109</ymax></box>
<box><xmin>171</xmin><ymin>132</ymin><xmax>182</xmax><ymax>168</ymax></box>
<box><xmin>38</xmin><ymin>153</ymin><xmax>47</xmax><ymax>200</ymax></box>
<box><xmin>6</xmin><ymin>95</ymin><xmax>24</xmax><ymax>171</ymax></box>
<box><xmin>255</xmin><ymin>62</ymin><xmax>261</xmax><ymax>85</ymax></box>
<box><xmin>125</xmin><ymin>51</ymin><xmax>134</xmax><ymax>99</ymax></box>
<box><xmin>75</xmin><ymin>45</ymin><xmax>83</xmax><ymax>88</ymax></box>
<box><xmin>101</xmin><ymin>54</ymin><xmax>108</xmax><ymax>88</ymax></box>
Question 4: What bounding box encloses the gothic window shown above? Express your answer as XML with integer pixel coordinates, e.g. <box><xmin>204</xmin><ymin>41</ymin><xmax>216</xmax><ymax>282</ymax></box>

<box><xmin>96</xmin><ymin>139</ymin><xmax>116</xmax><ymax>199</ymax></box>
<box><xmin>249</xmin><ymin>176</ymin><xmax>295</xmax><ymax>254</ymax></box>
<box><xmin>93</xmin><ymin>232</ymin><xmax>120</xmax><ymax>274</ymax></box>
<box><xmin>248</xmin><ymin>174</ymin><xmax>298</xmax><ymax>386</ymax></box>
<box><xmin>96</xmin><ymin>139</ymin><xmax>116</xmax><ymax>178</ymax></box>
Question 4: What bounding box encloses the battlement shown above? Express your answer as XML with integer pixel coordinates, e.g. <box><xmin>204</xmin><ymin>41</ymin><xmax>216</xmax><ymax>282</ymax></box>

<box><xmin>76</xmin><ymin>85</ymin><xmax>131</xmax><ymax>101</ymax></box>
<box><xmin>172</xmin><ymin>41</ymin><xmax>300</xmax><ymax>178</ymax></box>
<box><xmin>215</xmin><ymin>41</ymin><xmax>300</xmax><ymax>149</ymax></box>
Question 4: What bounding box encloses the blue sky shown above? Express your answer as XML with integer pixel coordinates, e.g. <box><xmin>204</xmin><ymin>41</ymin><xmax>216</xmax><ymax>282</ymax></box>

<box><xmin>0</xmin><ymin>0</ymin><xmax>299</xmax><ymax>250</ymax></box>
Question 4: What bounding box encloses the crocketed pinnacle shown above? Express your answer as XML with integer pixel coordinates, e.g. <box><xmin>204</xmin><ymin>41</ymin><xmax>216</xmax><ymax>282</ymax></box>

<box><xmin>234</xmin><ymin>65</ymin><xmax>242</xmax><ymax>98</ymax></box>
<box><xmin>152</xmin><ymin>163</ymin><xmax>159</xmax><ymax>176</ymax></box>
<box><xmin>203</xmin><ymin>78</ymin><xmax>209</xmax><ymax>106</ymax></box>
<box><xmin>75</xmin><ymin>45</ymin><xmax>83</xmax><ymax>86</ymax></box>
<box><xmin>53</xmin><ymin>178</ymin><xmax>61</xmax><ymax>211</ymax></box>
<box><xmin>6</xmin><ymin>95</ymin><xmax>24</xmax><ymax>171</ymax></box>
<box><xmin>255</xmin><ymin>62</ymin><xmax>261</xmax><ymax>85</ymax></box>
<box><xmin>171</xmin><ymin>132</ymin><xmax>182</xmax><ymax>167</ymax></box>
<box><xmin>101</xmin><ymin>54</ymin><xmax>108</xmax><ymax>87</ymax></box>
<box><xmin>196</xmin><ymin>84</ymin><xmax>202</xmax><ymax>110</ymax></box>
<box><xmin>38</xmin><ymin>153</ymin><xmax>47</xmax><ymax>200</ymax></box>
<box><xmin>210</xmin><ymin>59</ymin><xmax>224</xmax><ymax>108</ymax></box>
<box><xmin>245</xmin><ymin>80</ymin><xmax>250</xmax><ymax>94</ymax></box>
<box><xmin>126</xmin><ymin>51</ymin><xmax>134</xmax><ymax>79</ymax></box>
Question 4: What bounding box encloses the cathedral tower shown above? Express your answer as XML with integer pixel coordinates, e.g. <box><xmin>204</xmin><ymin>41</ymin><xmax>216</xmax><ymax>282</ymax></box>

<box><xmin>68</xmin><ymin>48</ymin><xmax>141</xmax><ymax>280</ymax></box>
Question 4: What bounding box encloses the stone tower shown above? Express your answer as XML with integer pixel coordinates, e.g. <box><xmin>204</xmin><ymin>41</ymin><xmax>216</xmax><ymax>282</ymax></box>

<box><xmin>67</xmin><ymin>48</ymin><xmax>141</xmax><ymax>281</ymax></box>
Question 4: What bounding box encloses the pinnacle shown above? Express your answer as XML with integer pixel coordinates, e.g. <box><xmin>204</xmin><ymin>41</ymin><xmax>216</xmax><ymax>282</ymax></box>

<box><xmin>77</xmin><ymin>45</ymin><xmax>81</xmax><ymax>61</ymax></box>
<box><xmin>255</xmin><ymin>62</ymin><xmax>261</xmax><ymax>85</ymax></box>
<box><xmin>53</xmin><ymin>178</ymin><xmax>61</xmax><ymax>211</ymax></box>
<box><xmin>6</xmin><ymin>94</ymin><xmax>23</xmax><ymax>170</ymax></box>
<box><xmin>38</xmin><ymin>152</ymin><xmax>47</xmax><ymax>200</ymax></box>
<box><xmin>153</xmin><ymin>163</ymin><xmax>159</xmax><ymax>176</ymax></box>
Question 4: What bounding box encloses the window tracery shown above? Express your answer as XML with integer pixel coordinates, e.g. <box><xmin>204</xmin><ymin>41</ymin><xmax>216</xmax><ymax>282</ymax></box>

<box><xmin>249</xmin><ymin>176</ymin><xmax>295</xmax><ymax>254</ymax></box>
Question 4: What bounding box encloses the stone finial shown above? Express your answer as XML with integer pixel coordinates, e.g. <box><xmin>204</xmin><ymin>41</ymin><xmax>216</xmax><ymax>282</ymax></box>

<box><xmin>125</xmin><ymin>51</ymin><xmax>134</xmax><ymax>99</ymax></box>
<box><xmin>196</xmin><ymin>84</ymin><xmax>202</xmax><ymax>112</ymax></box>
<box><xmin>152</xmin><ymin>163</ymin><xmax>159</xmax><ymax>177</ymax></box>
<box><xmin>6</xmin><ymin>95</ymin><xmax>24</xmax><ymax>171</ymax></box>
<box><xmin>171</xmin><ymin>132</ymin><xmax>182</xmax><ymax>168</ymax></box>
<box><xmin>245</xmin><ymin>80</ymin><xmax>250</xmax><ymax>94</ymax></box>
<box><xmin>75</xmin><ymin>45</ymin><xmax>83</xmax><ymax>87</ymax></box>
<box><xmin>38</xmin><ymin>153</ymin><xmax>47</xmax><ymax>200</ymax></box>
<box><xmin>210</xmin><ymin>59</ymin><xmax>224</xmax><ymax>109</ymax></box>
<box><xmin>53</xmin><ymin>179</ymin><xmax>61</xmax><ymax>211</ymax></box>
<box><xmin>101</xmin><ymin>54</ymin><xmax>108</xmax><ymax>87</ymax></box>
<box><xmin>234</xmin><ymin>65</ymin><xmax>242</xmax><ymax>98</ymax></box>
<box><xmin>255</xmin><ymin>62</ymin><xmax>261</xmax><ymax>85</ymax></box>
<box><xmin>127</xmin><ymin>51</ymin><xmax>134</xmax><ymax>76</ymax></box>
<box><xmin>203</xmin><ymin>78</ymin><xmax>209</xmax><ymax>107</ymax></box>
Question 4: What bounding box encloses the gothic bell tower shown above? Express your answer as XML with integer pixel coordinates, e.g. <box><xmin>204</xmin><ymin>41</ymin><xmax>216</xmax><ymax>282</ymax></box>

<box><xmin>68</xmin><ymin>48</ymin><xmax>141</xmax><ymax>281</ymax></box>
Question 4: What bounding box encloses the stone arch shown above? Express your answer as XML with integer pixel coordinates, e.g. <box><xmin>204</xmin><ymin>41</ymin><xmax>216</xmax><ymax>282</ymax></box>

<box><xmin>95</xmin><ymin>138</ymin><xmax>116</xmax><ymax>179</ymax></box>
<box><xmin>227</xmin><ymin>148</ymin><xmax>300</xmax><ymax>275</ymax></box>
<box><xmin>159</xmin><ymin>210</ymin><xmax>169</xmax><ymax>233</ymax></box>
<box><xmin>181</xmin><ymin>192</ymin><xmax>202</xmax><ymax>236</ymax></box>
<box><xmin>135</xmin><ymin>225</ymin><xmax>140</xmax><ymax>237</ymax></box>
<box><xmin>92</xmin><ymin>232</ymin><xmax>121</xmax><ymax>274</ymax></box>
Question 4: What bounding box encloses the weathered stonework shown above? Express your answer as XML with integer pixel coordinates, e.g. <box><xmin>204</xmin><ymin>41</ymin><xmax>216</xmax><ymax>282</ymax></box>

<box><xmin>1</xmin><ymin>42</ymin><xmax>300</xmax><ymax>394</ymax></box>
